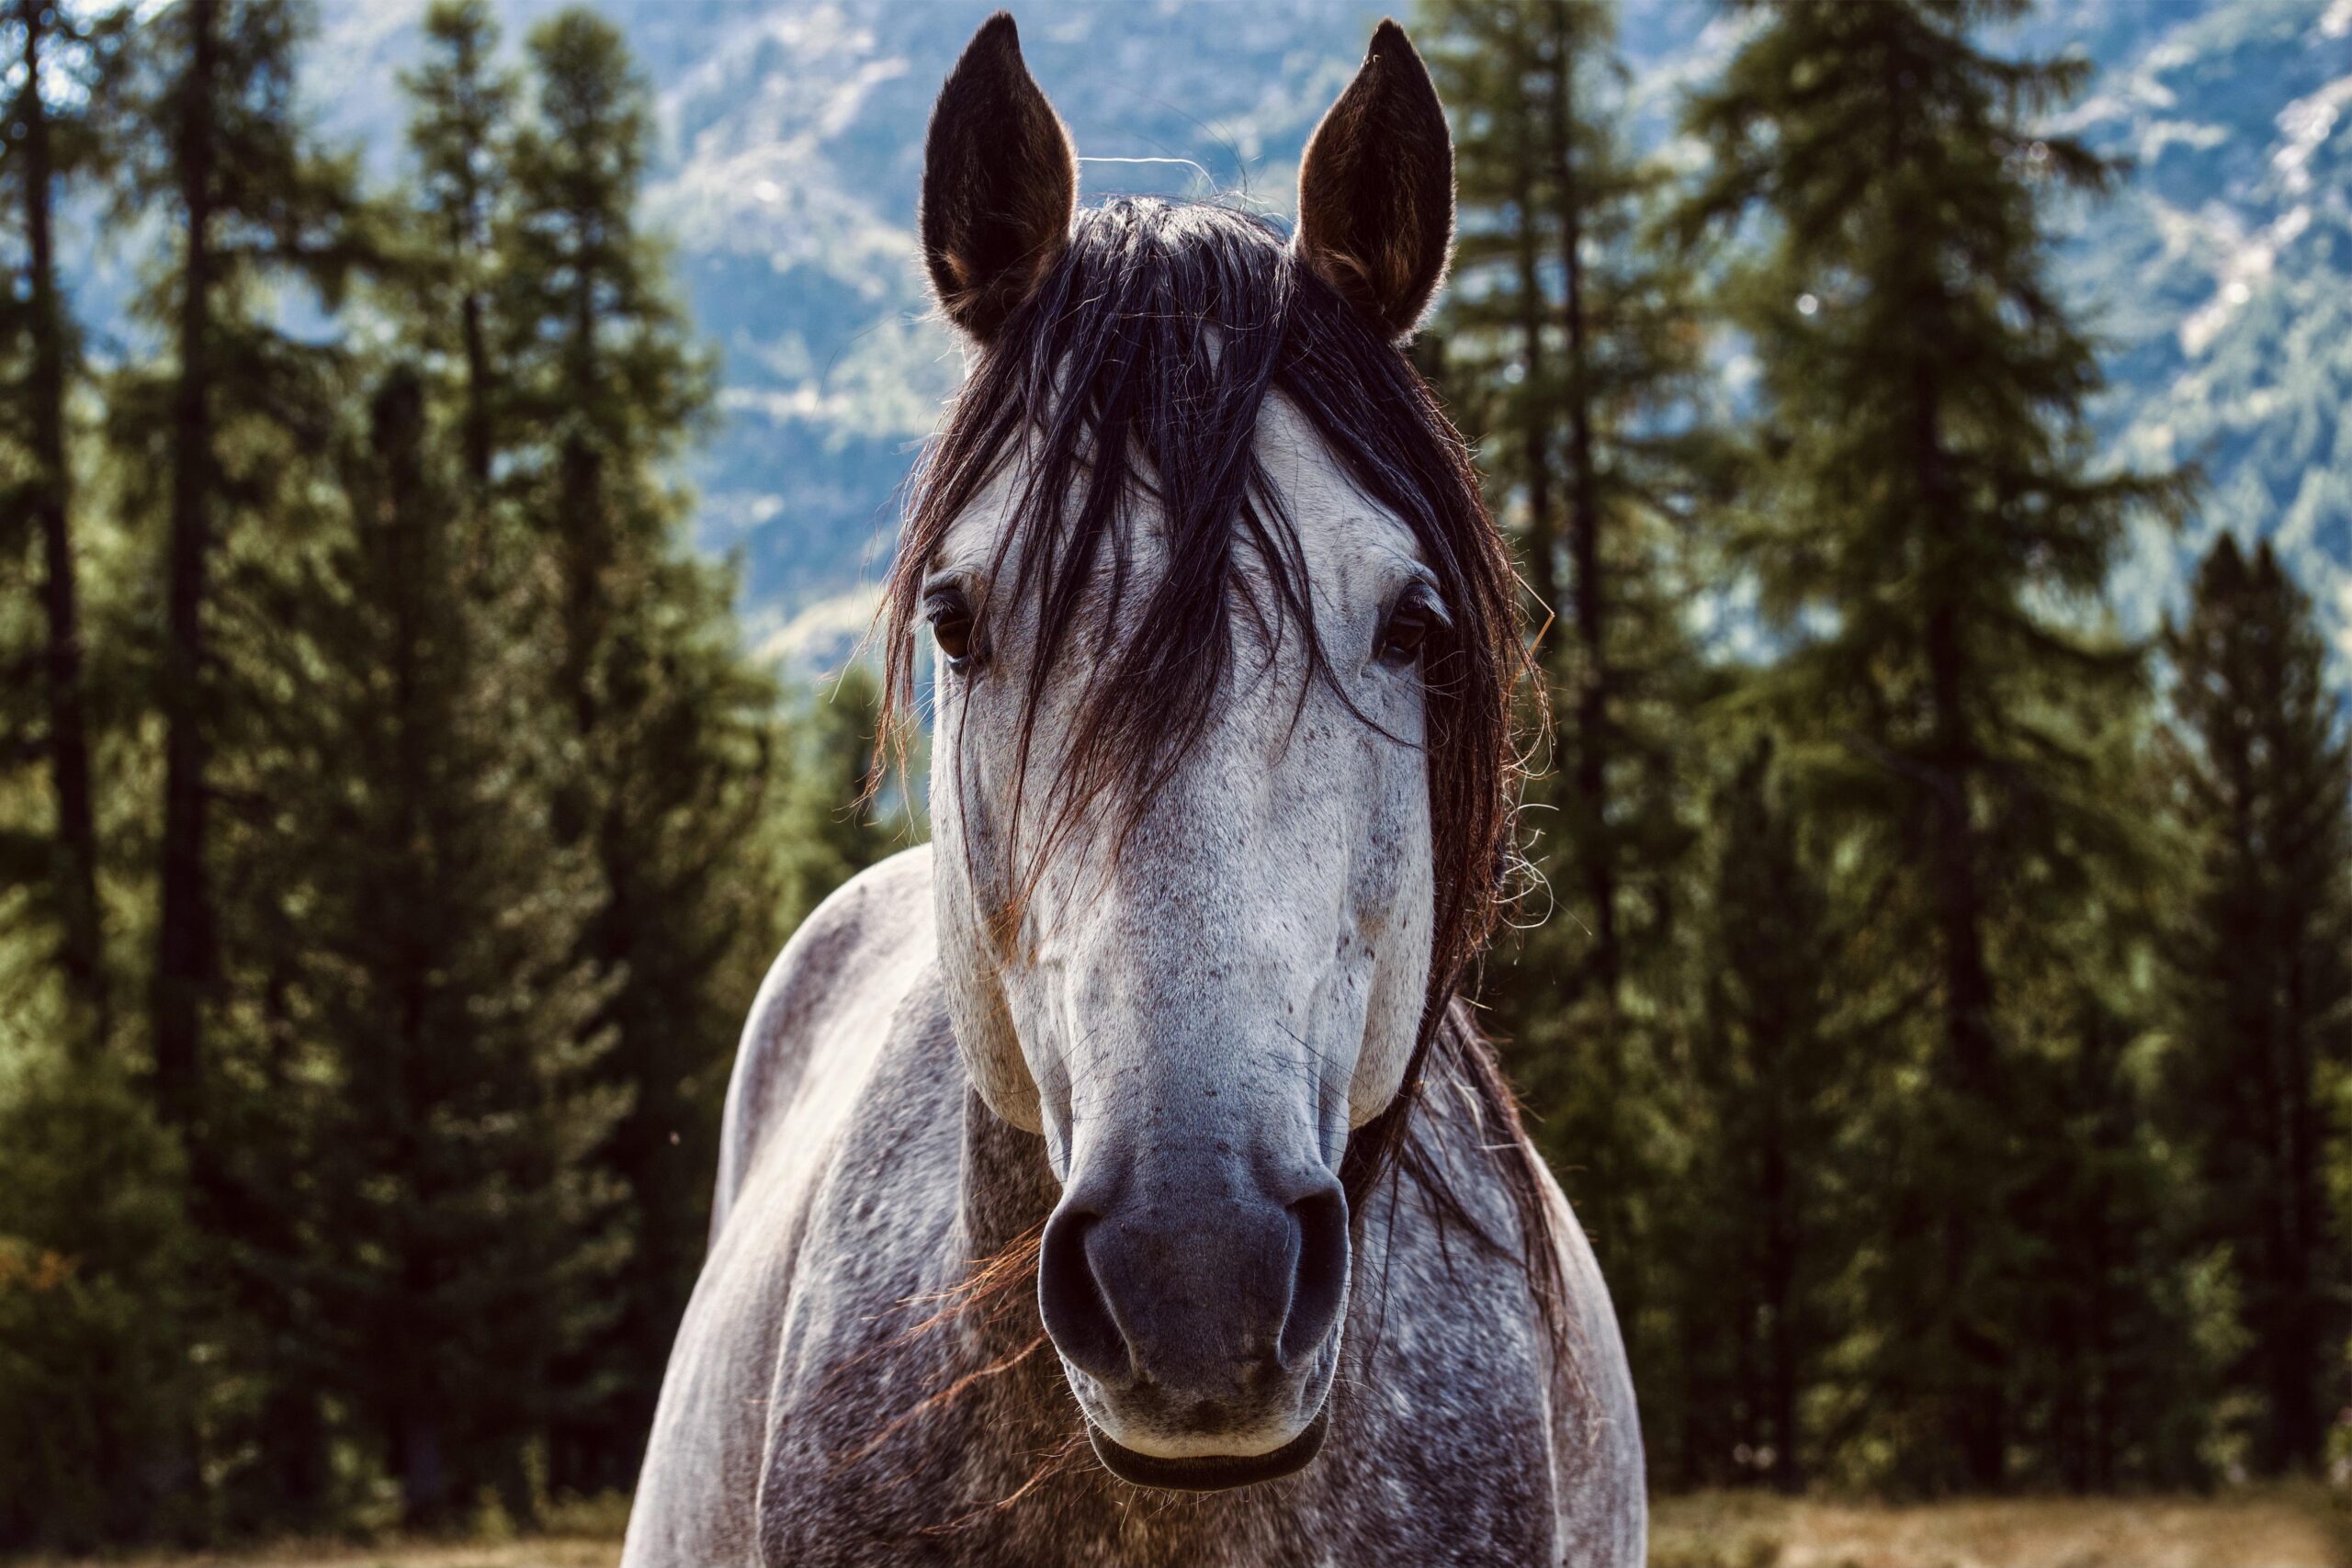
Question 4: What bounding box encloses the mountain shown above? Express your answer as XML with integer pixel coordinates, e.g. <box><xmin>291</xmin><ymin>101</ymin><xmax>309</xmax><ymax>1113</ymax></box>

<box><xmin>291</xmin><ymin>0</ymin><xmax>1393</xmax><ymax>658</ymax></box>
<box><xmin>223</xmin><ymin>0</ymin><xmax>2352</xmax><ymax>658</ymax></box>
<box><xmin>2042</xmin><ymin>0</ymin><xmax>2352</xmax><ymax>642</ymax></box>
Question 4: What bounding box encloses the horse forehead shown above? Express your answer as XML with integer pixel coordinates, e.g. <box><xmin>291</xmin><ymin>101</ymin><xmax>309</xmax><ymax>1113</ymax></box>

<box><xmin>1256</xmin><ymin>393</ymin><xmax>1420</xmax><ymax>600</ymax></box>
<box><xmin>933</xmin><ymin>392</ymin><xmax>1420</xmax><ymax>603</ymax></box>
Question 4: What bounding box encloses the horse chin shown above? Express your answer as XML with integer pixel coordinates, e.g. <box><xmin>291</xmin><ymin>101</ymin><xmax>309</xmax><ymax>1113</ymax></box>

<box><xmin>1086</xmin><ymin>1405</ymin><xmax>1331</xmax><ymax>1493</ymax></box>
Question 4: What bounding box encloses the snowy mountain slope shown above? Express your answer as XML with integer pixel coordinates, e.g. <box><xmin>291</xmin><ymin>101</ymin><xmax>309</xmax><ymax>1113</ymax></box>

<box><xmin>288</xmin><ymin>0</ymin><xmax>2352</xmax><ymax>656</ymax></box>
<box><xmin>2049</xmin><ymin>0</ymin><xmax>2352</xmax><ymax>641</ymax></box>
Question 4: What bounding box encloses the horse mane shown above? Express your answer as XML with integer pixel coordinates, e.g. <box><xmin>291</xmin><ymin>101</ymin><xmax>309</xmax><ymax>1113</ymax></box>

<box><xmin>876</xmin><ymin>197</ymin><xmax>1572</xmax><ymax>1368</ymax></box>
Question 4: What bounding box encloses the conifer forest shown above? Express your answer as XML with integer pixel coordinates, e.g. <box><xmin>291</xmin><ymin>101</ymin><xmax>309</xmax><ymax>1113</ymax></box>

<box><xmin>5</xmin><ymin>0</ymin><xmax>2352</xmax><ymax>1548</ymax></box>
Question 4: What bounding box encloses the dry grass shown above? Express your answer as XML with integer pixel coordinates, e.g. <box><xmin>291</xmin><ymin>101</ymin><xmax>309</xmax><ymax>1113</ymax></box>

<box><xmin>11</xmin><ymin>1530</ymin><xmax>621</xmax><ymax>1568</ymax></box>
<box><xmin>1652</xmin><ymin>1487</ymin><xmax>2352</xmax><ymax>1568</ymax></box>
<box><xmin>15</xmin><ymin>1542</ymin><xmax>621</xmax><ymax>1568</ymax></box>
<box><xmin>19</xmin><ymin>1490</ymin><xmax>2348</xmax><ymax>1568</ymax></box>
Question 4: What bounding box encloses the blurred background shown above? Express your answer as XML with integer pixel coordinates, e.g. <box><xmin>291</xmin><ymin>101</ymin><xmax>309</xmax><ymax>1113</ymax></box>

<box><xmin>6</xmin><ymin>0</ymin><xmax>2352</xmax><ymax>1561</ymax></box>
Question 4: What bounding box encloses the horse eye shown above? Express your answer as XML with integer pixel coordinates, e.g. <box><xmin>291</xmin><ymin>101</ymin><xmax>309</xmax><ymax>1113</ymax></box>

<box><xmin>1377</xmin><ymin>593</ymin><xmax>1440</xmax><ymax>667</ymax></box>
<box><xmin>926</xmin><ymin>591</ymin><xmax>978</xmax><ymax>668</ymax></box>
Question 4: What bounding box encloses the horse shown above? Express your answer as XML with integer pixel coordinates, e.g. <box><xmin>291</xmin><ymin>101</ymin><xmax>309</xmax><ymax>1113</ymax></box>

<box><xmin>620</xmin><ymin>15</ymin><xmax>1645</xmax><ymax>1565</ymax></box>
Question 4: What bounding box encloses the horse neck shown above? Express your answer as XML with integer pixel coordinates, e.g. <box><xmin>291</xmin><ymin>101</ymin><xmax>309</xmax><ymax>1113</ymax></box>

<box><xmin>952</xmin><ymin>1080</ymin><xmax>1060</xmax><ymax>1338</ymax></box>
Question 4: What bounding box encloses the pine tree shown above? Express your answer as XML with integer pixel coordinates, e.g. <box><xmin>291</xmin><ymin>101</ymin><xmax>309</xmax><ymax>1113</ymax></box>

<box><xmin>2164</xmin><ymin>535</ymin><xmax>2352</xmax><ymax>1475</ymax></box>
<box><xmin>0</xmin><ymin>1053</ymin><xmax>194</xmax><ymax>1550</ymax></box>
<box><xmin>2007</xmin><ymin>908</ymin><xmax>2220</xmax><ymax>1489</ymax></box>
<box><xmin>285</xmin><ymin>368</ymin><xmax>625</xmax><ymax>1526</ymax></box>
<box><xmin>777</xmin><ymin>665</ymin><xmax>899</xmax><ymax>936</ymax></box>
<box><xmin>496</xmin><ymin>10</ymin><xmax>784</xmax><ymax>1488</ymax></box>
<box><xmin>1419</xmin><ymin>0</ymin><xmax>1715</xmax><ymax>1449</ymax></box>
<box><xmin>0</xmin><ymin>0</ymin><xmax>121</xmax><ymax>1049</ymax></box>
<box><xmin>1425</xmin><ymin>0</ymin><xmax>1711</xmax><ymax>1018</ymax></box>
<box><xmin>399</xmin><ymin>0</ymin><xmax>512</xmax><ymax>495</ymax></box>
<box><xmin>1675</xmin><ymin>0</ymin><xmax>2177</xmax><ymax>1489</ymax></box>
<box><xmin>105</xmin><ymin>0</ymin><xmax>388</xmax><ymax>1526</ymax></box>
<box><xmin>1677</xmin><ymin>736</ymin><xmax>1842</xmax><ymax>1491</ymax></box>
<box><xmin>114</xmin><ymin>0</ymin><xmax>371</xmax><ymax>1133</ymax></box>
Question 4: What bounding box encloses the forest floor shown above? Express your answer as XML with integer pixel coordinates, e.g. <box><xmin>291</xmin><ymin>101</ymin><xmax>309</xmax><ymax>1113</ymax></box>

<box><xmin>1650</xmin><ymin>1486</ymin><xmax>2352</xmax><ymax>1568</ymax></box>
<box><xmin>14</xmin><ymin>1537</ymin><xmax>621</xmax><ymax>1568</ymax></box>
<box><xmin>24</xmin><ymin>1489</ymin><xmax>2350</xmax><ymax>1568</ymax></box>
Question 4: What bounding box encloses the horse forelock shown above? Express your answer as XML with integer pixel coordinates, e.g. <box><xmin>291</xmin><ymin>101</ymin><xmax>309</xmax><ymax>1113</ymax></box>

<box><xmin>876</xmin><ymin>196</ymin><xmax>1574</xmax><ymax>1371</ymax></box>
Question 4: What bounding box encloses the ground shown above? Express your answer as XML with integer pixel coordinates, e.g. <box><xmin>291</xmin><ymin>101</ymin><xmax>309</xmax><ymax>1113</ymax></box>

<box><xmin>18</xmin><ymin>1491</ymin><xmax>2349</xmax><ymax>1568</ymax></box>
<box><xmin>1650</xmin><ymin>1488</ymin><xmax>2352</xmax><ymax>1568</ymax></box>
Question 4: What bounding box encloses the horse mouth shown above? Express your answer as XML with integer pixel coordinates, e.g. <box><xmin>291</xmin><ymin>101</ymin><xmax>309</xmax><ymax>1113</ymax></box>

<box><xmin>1085</xmin><ymin>1406</ymin><xmax>1330</xmax><ymax>1492</ymax></box>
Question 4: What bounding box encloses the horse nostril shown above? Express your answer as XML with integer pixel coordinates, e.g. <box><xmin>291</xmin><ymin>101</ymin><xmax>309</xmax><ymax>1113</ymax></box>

<box><xmin>1279</xmin><ymin>1181</ymin><xmax>1350</xmax><ymax>1370</ymax></box>
<box><xmin>1038</xmin><ymin>1202</ymin><xmax>1130</xmax><ymax>1383</ymax></box>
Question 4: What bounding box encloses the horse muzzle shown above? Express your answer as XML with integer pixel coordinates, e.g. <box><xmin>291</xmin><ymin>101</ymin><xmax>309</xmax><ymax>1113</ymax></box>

<box><xmin>1037</xmin><ymin>1158</ymin><xmax>1351</xmax><ymax>1490</ymax></box>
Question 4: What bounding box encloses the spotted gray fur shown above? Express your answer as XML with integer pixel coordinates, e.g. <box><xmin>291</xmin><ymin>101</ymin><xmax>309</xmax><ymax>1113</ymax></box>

<box><xmin>621</xmin><ymin>13</ymin><xmax>1646</xmax><ymax>1563</ymax></box>
<box><xmin>623</xmin><ymin>849</ymin><xmax>1645</xmax><ymax>1567</ymax></box>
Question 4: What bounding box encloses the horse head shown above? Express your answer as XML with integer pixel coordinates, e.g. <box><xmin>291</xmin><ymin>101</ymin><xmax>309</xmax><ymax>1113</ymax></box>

<box><xmin>886</xmin><ymin>11</ymin><xmax>1521</xmax><ymax>1492</ymax></box>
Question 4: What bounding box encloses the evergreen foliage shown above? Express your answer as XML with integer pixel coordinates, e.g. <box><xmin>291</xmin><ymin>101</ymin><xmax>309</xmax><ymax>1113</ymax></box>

<box><xmin>100</xmin><ymin>0</ymin><xmax>382</xmax><ymax>1528</ymax></box>
<box><xmin>1671</xmin><ymin>0</ymin><xmax>2183</xmax><ymax>1491</ymax></box>
<box><xmin>0</xmin><ymin>0</ymin><xmax>122</xmax><ymax>1052</ymax></box>
<box><xmin>0</xmin><ymin>1055</ymin><xmax>193</xmax><ymax>1551</ymax></box>
<box><xmin>398</xmin><ymin>0</ymin><xmax>514</xmax><ymax>496</ymax></box>
<box><xmin>287</xmin><ymin>367</ymin><xmax>628</xmax><ymax>1525</ymax></box>
<box><xmin>1419</xmin><ymin>0</ymin><xmax>1716</xmax><ymax>1437</ymax></box>
<box><xmin>110</xmin><ymin>0</ymin><xmax>376</xmax><ymax>1134</ymax></box>
<box><xmin>776</xmin><ymin>665</ymin><xmax>899</xmax><ymax>937</ymax></box>
<box><xmin>2164</xmin><ymin>535</ymin><xmax>2352</xmax><ymax>1474</ymax></box>
<box><xmin>1669</xmin><ymin>737</ymin><xmax>1843</xmax><ymax>1492</ymax></box>
<box><xmin>0</xmin><ymin>1</ymin><xmax>869</xmax><ymax>1540</ymax></box>
<box><xmin>495</xmin><ymin>11</ymin><xmax>783</xmax><ymax>1492</ymax></box>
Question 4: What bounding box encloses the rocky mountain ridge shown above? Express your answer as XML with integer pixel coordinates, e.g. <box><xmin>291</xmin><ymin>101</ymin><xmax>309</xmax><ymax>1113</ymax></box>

<box><xmin>277</xmin><ymin>0</ymin><xmax>2352</xmax><ymax>660</ymax></box>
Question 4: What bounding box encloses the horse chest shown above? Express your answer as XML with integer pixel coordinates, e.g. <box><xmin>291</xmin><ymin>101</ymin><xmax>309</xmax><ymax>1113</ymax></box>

<box><xmin>637</xmin><ymin>913</ymin><xmax>1629</xmax><ymax>1566</ymax></box>
<box><xmin>753</xmin><ymin>1298</ymin><xmax>1563</xmax><ymax>1568</ymax></box>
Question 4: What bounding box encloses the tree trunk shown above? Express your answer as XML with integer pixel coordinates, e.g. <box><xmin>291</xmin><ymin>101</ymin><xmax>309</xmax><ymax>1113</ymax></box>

<box><xmin>1917</xmin><ymin>386</ymin><xmax>2007</xmax><ymax>1492</ymax></box>
<box><xmin>1760</xmin><ymin>1100</ymin><xmax>1802</xmax><ymax>1492</ymax></box>
<box><xmin>398</xmin><ymin>1410</ymin><xmax>450</xmax><ymax>1526</ymax></box>
<box><xmin>1548</xmin><ymin>4</ymin><xmax>1619</xmax><ymax>1009</ymax></box>
<box><xmin>1509</xmin><ymin>9</ymin><xmax>1557</xmax><ymax>631</ymax></box>
<box><xmin>2273</xmin><ymin>943</ymin><xmax>2323</xmax><ymax>1470</ymax></box>
<box><xmin>154</xmin><ymin>0</ymin><xmax>221</xmax><ymax>1129</ymax></box>
<box><xmin>385</xmin><ymin>375</ymin><xmax>461</xmax><ymax>1519</ymax></box>
<box><xmin>1866</xmin><ymin>27</ymin><xmax>2008</xmax><ymax>1482</ymax></box>
<box><xmin>19</xmin><ymin>1</ymin><xmax>107</xmax><ymax>1047</ymax></box>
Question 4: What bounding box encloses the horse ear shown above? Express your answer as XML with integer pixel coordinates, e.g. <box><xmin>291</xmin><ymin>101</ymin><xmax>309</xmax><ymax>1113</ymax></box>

<box><xmin>1293</xmin><ymin>19</ymin><xmax>1454</xmax><ymax>342</ymax></box>
<box><xmin>922</xmin><ymin>13</ymin><xmax>1077</xmax><ymax>342</ymax></box>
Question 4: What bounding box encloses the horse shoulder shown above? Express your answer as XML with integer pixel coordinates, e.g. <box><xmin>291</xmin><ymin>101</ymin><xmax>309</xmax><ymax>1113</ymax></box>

<box><xmin>1383</xmin><ymin>1072</ymin><xmax>1647</xmax><ymax>1567</ymax></box>
<box><xmin>624</xmin><ymin>848</ymin><xmax>940</xmax><ymax>1568</ymax></box>
<box><xmin>1534</xmin><ymin>1156</ymin><xmax>1648</xmax><ymax>1564</ymax></box>
<box><xmin>711</xmin><ymin>844</ymin><xmax>938</xmax><ymax>1237</ymax></box>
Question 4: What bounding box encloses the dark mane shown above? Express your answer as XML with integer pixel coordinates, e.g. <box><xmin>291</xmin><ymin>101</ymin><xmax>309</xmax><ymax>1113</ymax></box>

<box><xmin>876</xmin><ymin>197</ymin><xmax>1569</xmax><ymax>1354</ymax></box>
